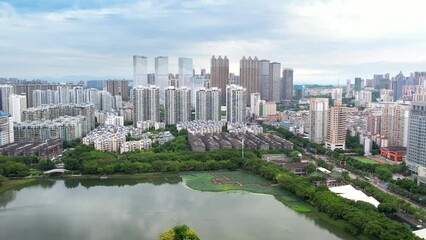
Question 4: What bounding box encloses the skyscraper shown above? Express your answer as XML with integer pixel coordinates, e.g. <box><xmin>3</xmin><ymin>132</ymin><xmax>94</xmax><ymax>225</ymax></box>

<box><xmin>406</xmin><ymin>102</ymin><xmax>426</xmax><ymax>171</ymax></box>
<box><xmin>0</xmin><ymin>113</ymin><xmax>14</xmax><ymax>146</ymax></box>
<box><xmin>155</xmin><ymin>56</ymin><xmax>169</xmax><ymax>100</ymax></box>
<box><xmin>331</xmin><ymin>88</ymin><xmax>343</xmax><ymax>101</ymax></box>
<box><xmin>346</xmin><ymin>79</ymin><xmax>351</xmax><ymax>97</ymax></box>
<box><xmin>179</xmin><ymin>57</ymin><xmax>193</xmax><ymax>87</ymax></box>
<box><xmin>270</xmin><ymin>62</ymin><xmax>281</xmax><ymax>102</ymax></box>
<box><xmin>326</xmin><ymin>105</ymin><xmax>347</xmax><ymax>151</ymax></box>
<box><xmin>211</xmin><ymin>56</ymin><xmax>229</xmax><ymax>104</ymax></box>
<box><xmin>132</xmin><ymin>85</ymin><xmax>160</xmax><ymax>126</ymax></box>
<box><xmin>309</xmin><ymin>98</ymin><xmax>329</xmax><ymax>144</ymax></box>
<box><xmin>380</xmin><ymin>102</ymin><xmax>409</xmax><ymax>147</ymax></box>
<box><xmin>259</xmin><ymin>60</ymin><xmax>270</xmax><ymax>100</ymax></box>
<box><xmin>133</xmin><ymin>55</ymin><xmax>148</xmax><ymax>86</ymax></box>
<box><xmin>226</xmin><ymin>84</ymin><xmax>247</xmax><ymax>123</ymax></box>
<box><xmin>165</xmin><ymin>87</ymin><xmax>192</xmax><ymax>124</ymax></box>
<box><xmin>9</xmin><ymin>94</ymin><xmax>27</xmax><ymax>123</ymax></box>
<box><xmin>354</xmin><ymin>77</ymin><xmax>362</xmax><ymax>92</ymax></box>
<box><xmin>196</xmin><ymin>87</ymin><xmax>221</xmax><ymax>121</ymax></box>
<box><xmin>282</xmin><ymin>69</ymin><xmax>294</xmax><ymax>101</ymax></box>
<box><xmin>0</xmin><ymin>84</ymin><xmax>14</xmax><ymax>113</ymax></box>
<box><xmin>240</xmin><ymin>56</ymin><xmax>259</xmax><ymax>105</ymax></box>
<box><xmin>392</xmin><ymin>71</ymin><xmax>406</xmax><ymax>101</ymax></box>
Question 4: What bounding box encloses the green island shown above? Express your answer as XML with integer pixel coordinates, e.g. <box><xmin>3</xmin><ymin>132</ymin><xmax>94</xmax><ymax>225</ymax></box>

<box><xmin>182</xmin><ymin>171</ymin><xmax>311</xmax><ymax>213</ymax></box>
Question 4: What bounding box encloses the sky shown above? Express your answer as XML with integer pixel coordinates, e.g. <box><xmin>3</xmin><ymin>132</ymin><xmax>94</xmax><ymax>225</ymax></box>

<box><xmin>1</xmin><ymin>0</ymin><xmax>426</xmax><ymax>84</ymax></box>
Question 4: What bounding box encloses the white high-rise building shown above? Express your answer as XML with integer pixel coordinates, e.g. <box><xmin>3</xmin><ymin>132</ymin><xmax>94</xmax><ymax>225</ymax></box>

<box><xmin>0</xmin><ymin>84</ymin><xmax>14</xmax><ymax>113</ymax></box>
<box><xmin>165</xmin><ymin>87</ymin><xmax>192</xmax><ymax>125</ymax></box>
<box><xmin>133</xmin><ymin>85</ymin><xmax>160</xmax><ymax>126</ymax></box>
<box><xmin>155</xmin><ymin>56</ymin><xmax>169</xmax><ymax>100</ymax></box>
<box><xmin>309</xmin><ymin>98</ymin><xmax>329</xmax><ymax>144</ymax></box>
<box><xmin>0</xmin><ymin>113</ymin><xmax>14</xmax><ymax>146</ymax></box>
<box><xmin>250</xmin><ymin>92</ymin><xmax>261</xmax><ymax>116</ymax></box>
<box><xmin>179</xmin><ymin>57</ymin><xmax>193</xmax><ymax>87</ymax></box>
<box><xmin>57</xmin><ymin>84</ymin><xmax>70</xmax><ymax>104</ymax></box>
<box><xmin>226</xmin><ymin>84</ymin><xmax>247</xmax><ymax>123</ymax></box>
<box><xmin>9</xmin><ymin>94</ymin><xmax>27</xmax><ymax>123</ymax></box>
<box><xmin>331</xmin><ymin>88</ymin><xmax>343</xmax><ymax>101</ymax></box>
<box><xmin>133</xmin><ymin>55</ymin><xmax>148</xmax><ymax>86</ymax></box>
<box><xmin>32</xmin><ymin>90</ymin><xmax>46</xmax><ymax>108</ymax></box>
<box><xmin>100</xmin><ymin>90</ymin><xmax>113</xmax><ymax>111</ymax></box>
<box><xmin>70</xmin><ymin>86</ymin><xmax>84</xmax><ymax>104</ymax></box>
<box><xmin>346</xmin><ymin>79</ymin><xmax>351</xmax><ymax>97</ymax></box>
<box><xmin>196</xmin><ymin>87</ymin><xmax>221</xmax><ymax>121</ymax></box>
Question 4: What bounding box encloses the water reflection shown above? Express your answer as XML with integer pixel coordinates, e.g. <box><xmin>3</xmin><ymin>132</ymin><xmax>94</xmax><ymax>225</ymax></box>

<box><xmin>0</xmin><ymin>176</ymin><xmax>355</xmax><ymax>240</ymax></box>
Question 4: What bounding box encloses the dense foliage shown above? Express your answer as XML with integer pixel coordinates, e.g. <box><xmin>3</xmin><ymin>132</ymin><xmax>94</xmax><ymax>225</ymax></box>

<box><xmin>0</xmin><ymin>175</ymin><xmax>6</xmax><ymax>185</ymax></box>
<box><xmin>388</xmin><ymin>179</ymin><xmax>426</xmax><ymax>207</ymax></box>
<box><xmin>157</xmin><ymin>225</ymin><xmax>200</xmax><ymax>240</ymax></box>
<box><xmin>0</xmin><ymin>156</ymin><xmax>37</xmax><ymax>177</ymax></box>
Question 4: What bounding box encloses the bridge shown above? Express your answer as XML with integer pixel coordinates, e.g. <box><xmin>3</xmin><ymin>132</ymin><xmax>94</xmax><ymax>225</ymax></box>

<box><xmin>44</xmin><ymin>169</ymin><xmax>69</xmax><ymax>174</ymax></box>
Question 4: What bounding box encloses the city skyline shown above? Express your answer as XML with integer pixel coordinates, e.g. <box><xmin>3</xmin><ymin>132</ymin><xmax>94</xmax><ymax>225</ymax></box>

<box><xmin>1</xmin><ymin>0</ymin><xmax>426</xmax><ymax>83</ymax></box>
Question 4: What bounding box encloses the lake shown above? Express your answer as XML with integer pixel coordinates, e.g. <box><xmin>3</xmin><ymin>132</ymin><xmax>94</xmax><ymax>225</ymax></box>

<box><xmin>0</xmin><ymin>176</ymin><xmax>355</xmax><ymax>240</ymax></box>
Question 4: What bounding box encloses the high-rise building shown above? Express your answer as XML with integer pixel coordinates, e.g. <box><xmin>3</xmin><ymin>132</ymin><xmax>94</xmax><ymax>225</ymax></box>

<box><xmin>9</xmin><ymin>94</ymin><xmax>27</xmax><ymax>123</ymax></box>
<box><xmin>379</xmin><ymin>89</ymin><xmax>393</xmax><ymax>102</ymax></box>
<box><xmin>259</xmin><ymin>60</ymin><xmax>270</xmax><ymax>100</ymax></box>
<box><xmin>155</xmin><ymin>56</ymin><xmax>169</xmax><ymax>100</ymax></box>
<box><xmin>326</xmin><ymin>106</ymin><xmax>347</xmax><ymax>151</ymax></box>
<box><xmin>0</xmin><ymin>113</ymin><xmax>14</xmax><ymax>146</ymax></box>
<box><xmin>70</xmin><ymin>86</ymin><xmax>84</xmax><ymax>105</ymax></box>
<box><xmin>99</xmin><ymin>91</ymin><xmax>113</xmax><ymax>111</ymax></box>
<box><xmin>211</xmin><ymin>56</ymin><xmax>229</xmax><ymax>104</ymax></box>
<box><xmin>331</xmin><ymin>88</ymin><xmax>343</xmax><ymax>101</ymax></box>
<box><xmin>354</xmin><ymin>77</ymin><xmax>362</xmax><ymax>92</ymax></box>
<box><xmin>147</xmin><ymin>73</ymin><xmax>155</xmax><ymax>85</ymax></box>
<box><xmin>179</xmin><ymin>57</ymin><xmax>193</xmax><ymax>87</ymax></box>
<box><xmin>106</xmin><ymin>80</ymin><xmax>129</xmax><ymax>101</ymax></box>
<box><xmin>57</xmin><ymin>84</ymin><xmax>70</xmax><ymax>104</ymax></box>
<box><xmin>195</xmin><ymin>87</ymin><xmax>221</xmax><ymax>121</ymax></box>
<box><xmin>133</xmin><ymin>55</ymin><xmax>148</xmax><ymax>86</ymax></box>
<box><xmin>367</xmin><ymin>112</ymin><xmax>382</xmax><ymax>135</ymax></box>
<box><xmin>165</xmin><ymin>87</ymin><xmax>192</xmax><ymax>125</ymax></box>
<box><xmin>270</xmin><ymin>62</ymin><xmax>281</xmax><ymax>102</ymax></box>
<box><xmin>86</xmin><ymin>80</ymin><xmax>105</xmax><ymax>90</ymax></box>
<box><xmin>380</xmin><ymin>103</ymin><xmax>409</xmax><ymax>147</ymax></box>
<box><xmin>132</xmin><ymin>85</ymin><xmax>160</xmax><ymax>126</ymax></box>
<box><xmin>32</xmin><ymin>89</ymin><xmax>45</xmax><ymax>108</ymax></box>
<box><xmin>294</xmin><ymin>85</ymin><xmax>305</xmax><ymax>100</ymax></box>
<box><xmin>84</xmin><ymin>88</ymin><xmax>101</xmax><ymax>110</ymax></box>
<box><xmin>282</xmin><ymin>69</ymin><xmax>294</xmax><ymax>101</ymax></box>
<box><xmin>240</xmin><ymin>56</ymin><xmax>259</xmax><ymax>105</ymax></box>
<box><xmin>226</xmin><ymin>84</ymin><xmax>246</xmax><ymax>123</ymax></box>
<box><xmin>309</xmin><ymin>98</ymin><xmax>329</xmax><ymax>144</ymax></box>
<box><xmin>0</xmin><ymin>84</ymin><xmax>14</xmax><ymax>113</ymax></box>
<box><xmin>406</xmin><ymin>102</ymin><xmax>426</xmax><ymax>171</ymax></box>
<box><xmin>250</xmin><ymin>92</ymin><xmax>261</xmax><ymax>117</ymax></box>
<box><xmin>392</xmin><ymin>71</ymin><xmax>406</xmax><ymax>101</ymax></box>
<box><xmin>346</xmin><ymin>79</ymin><xmax>351</xmax><ymax>97</ymax></box>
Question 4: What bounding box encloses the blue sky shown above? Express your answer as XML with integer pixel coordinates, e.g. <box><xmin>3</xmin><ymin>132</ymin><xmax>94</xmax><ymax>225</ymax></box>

<box><xmin>1</xmin><ymin>0</ymin><xmax>426</xmax><ymax>84</ymax></box>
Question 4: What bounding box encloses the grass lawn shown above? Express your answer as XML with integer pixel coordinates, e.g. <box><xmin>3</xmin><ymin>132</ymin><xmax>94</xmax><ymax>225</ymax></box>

<box><xmin>353</xmin><ymin>157</ymin><xmax>378</xmax><ymax>165</ymax></box>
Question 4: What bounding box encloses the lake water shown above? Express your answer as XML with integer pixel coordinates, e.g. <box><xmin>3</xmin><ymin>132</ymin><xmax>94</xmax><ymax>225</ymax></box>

<box><xmin>0</xmin><ymin>177</ymin><xmax>354</xmax><ymax>240</ymax></box>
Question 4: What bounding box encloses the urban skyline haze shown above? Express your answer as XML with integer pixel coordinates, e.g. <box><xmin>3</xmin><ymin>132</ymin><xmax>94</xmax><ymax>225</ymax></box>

<box><xmin>1</xmin><ymin>0</ymin><xmax>426</xmax><ymax>84</ymax></box>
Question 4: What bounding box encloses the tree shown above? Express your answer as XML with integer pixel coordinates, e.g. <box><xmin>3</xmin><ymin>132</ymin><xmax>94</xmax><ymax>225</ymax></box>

<box><xmin>157</xmin><ymin>225</ymin><xmax>200</xmax><ymax>240</ymax></box>
<box><xmin>304</xmin><ymin>164</ymin><xmax>316</xmax><ymax>174</ymax></box>
<box><xmin>0</xmin><ymin>175</ymin><xmax>6</xmax><ymax>186</ymax></box>
<box><xmin>38</xmin><ymin>160</ymin><xmax>55</xmax><ymax>171</ymax></box>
